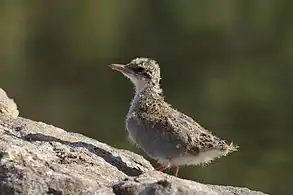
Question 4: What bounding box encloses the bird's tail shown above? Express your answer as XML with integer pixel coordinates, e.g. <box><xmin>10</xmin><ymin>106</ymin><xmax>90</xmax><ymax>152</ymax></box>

<box><xmin>225</xmin><ymin>141</ymin><xmax>239</xmax><ymax>155</ymax></box>
<box><xmin>216</xmin><ymin>140</ymin><xmax>239</xmax><ymax>155</ymax></box>
<box><xmin>228</xmin><ymin>141</ymin><xmax>239</xmax><ymax>151</ymax></box>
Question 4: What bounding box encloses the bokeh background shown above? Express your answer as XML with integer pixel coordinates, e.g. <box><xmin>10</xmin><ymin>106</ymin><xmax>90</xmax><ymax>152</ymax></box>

<box><xmin>1</xmin><ymin>1</ymin><xmax>293</xmax><ymax>194</ymax></box>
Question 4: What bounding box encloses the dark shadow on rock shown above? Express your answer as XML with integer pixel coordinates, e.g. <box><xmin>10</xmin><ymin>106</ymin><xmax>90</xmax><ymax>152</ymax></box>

<box><xmin>22</xmin><ymin>133</ymin><xmax>144</xmax><ymax>177</ymax></box>
<box><xmin>112</xmin><ymin>179</ymin><xmax>173</xmax><ymax>195</ymax></box>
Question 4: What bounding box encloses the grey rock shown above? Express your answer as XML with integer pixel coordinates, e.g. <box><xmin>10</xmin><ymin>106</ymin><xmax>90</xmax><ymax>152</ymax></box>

<box><xmin>0</xmin><ymin>88</ymin><xmax>268</xmax><ymax>195</ymax></box>
<box><xmin>0</xmin><ymin>88</ymin><xmax>19</xmax><ymax>119</ymax></box>
<box><xmin>113</xmin><ymin>172</ymin><xmax>268</xmax><ymax>195</ymax></box>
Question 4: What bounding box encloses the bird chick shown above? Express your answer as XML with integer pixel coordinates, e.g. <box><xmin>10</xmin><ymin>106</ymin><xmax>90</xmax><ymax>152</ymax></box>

<box><xmin>109</xmin><ymin>58</ymin><xmax>238</xmax><ymax>177</ymax></box>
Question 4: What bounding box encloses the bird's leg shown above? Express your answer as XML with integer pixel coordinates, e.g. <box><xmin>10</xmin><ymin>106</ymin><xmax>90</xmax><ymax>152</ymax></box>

<box><xmin>171</xmin><ymin>166</ymin><xmax>179</xmax><ymax>177</ymax></box>
<box><xmin>155</xmin><ymin>164</ymin><xmax>170</xmax><ymax>172</ymax></box>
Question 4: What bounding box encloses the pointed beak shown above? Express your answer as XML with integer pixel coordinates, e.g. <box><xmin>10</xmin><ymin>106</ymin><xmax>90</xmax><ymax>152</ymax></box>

<box><xmin>109</xmin><ymin>64</ymin><xmax>133</xmax><ymax>75</ymax></box>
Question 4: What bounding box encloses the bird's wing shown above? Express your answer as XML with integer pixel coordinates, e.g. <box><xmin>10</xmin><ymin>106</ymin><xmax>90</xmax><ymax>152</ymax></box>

<box><xmin>165</xmin><ymin>108</ymin><xmax>223</xmax><ymax>153</ymax></box>
<box><xmin>136</xmin><ymin>99</ymin><xmax>223</xmax><ymax>154</ymax></box>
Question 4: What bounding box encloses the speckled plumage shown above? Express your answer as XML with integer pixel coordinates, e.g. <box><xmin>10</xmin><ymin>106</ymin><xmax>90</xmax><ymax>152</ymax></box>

<box><xmin>109</xmin><ymin>58</ymin><xmax>238</xmax><ymax>176</ymax></box>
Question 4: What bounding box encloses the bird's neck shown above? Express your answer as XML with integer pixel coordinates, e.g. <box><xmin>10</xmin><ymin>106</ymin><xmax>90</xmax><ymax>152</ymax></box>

<box><xmin>134</xmin><ymin>83</ymin><xmax>162</xmax><ymax>97</ymax></box>
<box><xmin>129</xmin><ymin>84</ymin><xmax>163</xmax><ymax>114</ymax></box>
<box><xmin>132</xmin><ymin>79</ymin><xmax>162</xmax><ymax>94</ymax></box>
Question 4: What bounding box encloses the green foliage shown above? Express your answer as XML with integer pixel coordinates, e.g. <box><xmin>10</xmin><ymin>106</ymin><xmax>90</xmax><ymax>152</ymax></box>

<box><xmin>1</xmin><ymin>1</ymin><xmax>293</xmax><ymax>194</ymax></box>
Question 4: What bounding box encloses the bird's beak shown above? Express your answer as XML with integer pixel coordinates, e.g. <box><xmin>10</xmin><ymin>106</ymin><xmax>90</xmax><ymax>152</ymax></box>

<box><xmin>109</xmin><ymin>64</ymin><xmax>133</xmax><ymax>75</ymax></box>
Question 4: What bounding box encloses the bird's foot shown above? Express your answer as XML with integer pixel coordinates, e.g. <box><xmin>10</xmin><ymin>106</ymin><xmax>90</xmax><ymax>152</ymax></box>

<box><xmin>155</xmin><ymin>164</ymin><xmax>179</xmax><ymax>177</ymax></box>
<box><xmin>171</xmin><ymin>166</ymin><xmax>179</xmax><ymax>177</ymax></box>
<box><xmin>155</xmin><ymin>164</ymin><xmax>170</xmax><ymax>172</ymax></box>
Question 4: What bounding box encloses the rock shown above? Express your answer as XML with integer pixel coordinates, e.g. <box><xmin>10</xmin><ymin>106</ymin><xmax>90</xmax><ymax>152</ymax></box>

<box><xmin>0</xmin><ymin>88</ymin><xmax>268</xmax><ymax>195</ymax></box>
<box><xmin>113</xmin><ymin>172</ymin><xmax>267</xmax><ymax>195</ymax></box>
<box><xmin>0</xmin><ymin>88</ymin><xmax>19</xmax><ymax>119</ymax></box>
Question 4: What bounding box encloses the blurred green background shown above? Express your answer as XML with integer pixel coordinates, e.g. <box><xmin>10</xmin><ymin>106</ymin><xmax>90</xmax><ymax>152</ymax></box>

<box><xmin>1</xmin><ymin>1</ymin><xmax>292</xmax><ymax>194</ymax></box>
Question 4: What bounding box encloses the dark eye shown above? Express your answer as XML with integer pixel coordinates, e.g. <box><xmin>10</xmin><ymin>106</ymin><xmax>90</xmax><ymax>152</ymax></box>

<box><xmin>133</xmin><ymin>67</ymin><xmax>145</xmax><ymax>73</ymax></box>
<box><xmin>143</xmin><ymin>72</ymin><xmax>151</xmax><ymax>79</ymax></box>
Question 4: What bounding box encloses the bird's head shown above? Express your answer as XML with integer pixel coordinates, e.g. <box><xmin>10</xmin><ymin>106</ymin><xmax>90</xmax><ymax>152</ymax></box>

<box><xmin>109</xmin><ymin>57</ymin><xmax>161</xmax><ymax>93</ymax></box>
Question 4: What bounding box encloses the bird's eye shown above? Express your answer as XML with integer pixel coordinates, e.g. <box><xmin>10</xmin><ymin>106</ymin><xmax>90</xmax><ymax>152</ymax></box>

<box><xmin>143</xmin><ymin>72</ymin><xmax>151</xmax><ymax>79</ymax></box>
<box><xmin>133</xmin><ymin>67</ymin><xmax>145</xmax><ymax>73</ymax></box>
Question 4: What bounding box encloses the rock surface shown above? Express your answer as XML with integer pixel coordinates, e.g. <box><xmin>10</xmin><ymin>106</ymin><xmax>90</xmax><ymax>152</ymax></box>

<box><xmin>0</xmin><ymin>88</ymin><xmax>268</xmax><ymax>195</ymax></box>
<box><xmin>0</xmin><ymin>89</ymin><xmax>18</xmax><ymax>119</ymax></box>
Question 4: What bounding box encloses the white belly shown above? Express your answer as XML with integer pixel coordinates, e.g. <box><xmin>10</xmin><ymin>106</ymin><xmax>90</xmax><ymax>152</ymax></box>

<box><xmin>159</xmin><ymin>149</ymin><xmax>225</xmax><ymax>166</ymax></box>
